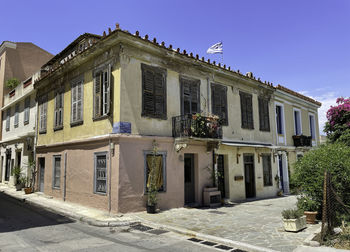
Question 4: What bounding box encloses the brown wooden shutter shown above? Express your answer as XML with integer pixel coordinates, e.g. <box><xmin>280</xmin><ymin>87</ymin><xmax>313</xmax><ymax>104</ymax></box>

<box><xmin>94</xmin><ymin>72</ymin><xmax>101</xmax><ymax>118</ymax></box>
<box><xmin>142</xmin><ymin>68</ymin><xmax>155</xmax><ymax>116</ymax></box>
<box><xmin>246</xmin><ymin>94</ymin><xmax>253</xmax><ymax>129</ymax></box>
<box><xmin>190</xmin><ymin>81</ymin><xmax>199</xmax><ymax>114</ymax></box>
<box><xmin>258</xmin><ymin>97</ymin><xmax>270</xmax><ymax>131</ymax></box>
<box><xmin>240</xmin><ymin>92</ymin><xmax>247</xmax><ymax>128</ymax></box>
<box><xmin>154</xmin><ymin>72</ymin><xmax>165</xmax><ymax>117</ymax></box>
<box><xmin>212</xmin><ymin>84</ymin><xmax>227</xmax><ymax>125</ymax></box>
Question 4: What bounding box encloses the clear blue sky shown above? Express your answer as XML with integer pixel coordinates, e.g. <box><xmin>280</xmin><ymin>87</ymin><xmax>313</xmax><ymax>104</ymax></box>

<box><xmin>1</xmin><ymin>0</ymin><xmax>349</xmax><ymax>133</ymax></box>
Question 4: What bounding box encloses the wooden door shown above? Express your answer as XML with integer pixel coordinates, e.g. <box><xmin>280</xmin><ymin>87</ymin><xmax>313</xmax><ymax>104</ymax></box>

<box><xmin>244</xmin><ymin>154</ymin><xmax>255</xmax><ymax>198</ymax></box>
<box><xmin>184</xmin><ymin>154</ymin><xmax>195</xmax><ymax>204</ymax></box>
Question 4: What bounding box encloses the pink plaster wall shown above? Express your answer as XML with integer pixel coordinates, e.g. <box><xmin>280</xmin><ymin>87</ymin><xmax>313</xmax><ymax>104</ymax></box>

<box><xmin>117</xmin><ymin>136</ymin><xmax>213</xmax><ymax>213</ymax></box>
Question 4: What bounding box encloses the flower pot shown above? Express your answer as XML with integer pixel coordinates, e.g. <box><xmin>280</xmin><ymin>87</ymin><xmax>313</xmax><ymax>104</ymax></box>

<box><xmin>146</xmin><ymin>204</ymin><xmax>156</xmax><ymax>214</ymax></box>
<box><xmin>304</xmin><ymin>211</ymin><xmax>317</xmax><ymax>224</ymax></box>
<box><xmin>15</xmin><ymin>184</ymin><xmax>23</xmax><ymax>191</ymax></box>
<box><xmin>283</xmin><ymin>216</ymin><xmax>307</xmax><ymax>232</ymax></box>
<box><xmin>24</xmin><ymin>187</ymin><xmax>32</xmax><ymax>194</ymax></box>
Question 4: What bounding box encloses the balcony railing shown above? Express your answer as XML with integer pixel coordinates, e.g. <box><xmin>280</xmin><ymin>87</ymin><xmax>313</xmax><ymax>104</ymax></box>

<box><xmin>172</xmin><ymin>114</ymin><xmax>223</xmax><ymax>139</ymax></box>
<box><xmin>292</xmin><ymin>135</ymin><xmax>312</xmax><ymax>147</ymax></box>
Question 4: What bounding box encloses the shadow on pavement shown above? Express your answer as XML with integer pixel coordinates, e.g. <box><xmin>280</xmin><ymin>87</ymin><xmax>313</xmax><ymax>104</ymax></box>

<box><xmin>0</xmin><ymin>192</ymin><xmax>74</xmax><ymax>233</ymax></box>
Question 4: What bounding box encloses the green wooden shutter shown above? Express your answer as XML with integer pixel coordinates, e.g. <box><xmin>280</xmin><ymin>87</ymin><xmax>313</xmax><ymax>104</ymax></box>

<box><xmin>240</xmin><ymin>92</ymin><xmax>247</xmax><ymax>128</ymax></box>
<box><xmin>77</xmin><ymin>83</ymin><xmax>82</xmax><ymax>121</ymax></box>
<box><xmin>190</xmin><ymin>81</ymin><xmax>199</xmax><ymax>114</ymax></box>
<box><xmin>246</xmin><ymin>94</ymin><xmax>253</xmax><ymax>129</ymax></box>
<box><xmin>154</xmin><ymin>71</ymin><xmax>165</xmax><ymax>117</ymax></box>
<box><xmin>212</xmin><ymin>84</ymin><xmax>227</xmax><ymax>125</ymax></box>
<box><xmin>106</xmin><ymin>64</ymin><xmax>111</xmax><ymax>115</ymax></box>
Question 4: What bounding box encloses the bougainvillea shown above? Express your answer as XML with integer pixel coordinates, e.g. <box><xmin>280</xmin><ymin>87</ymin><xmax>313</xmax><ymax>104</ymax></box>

<box><xmin>324</xmin><ymin>97</ymin><xmax>350</xmax><ymax>144</ymax></box>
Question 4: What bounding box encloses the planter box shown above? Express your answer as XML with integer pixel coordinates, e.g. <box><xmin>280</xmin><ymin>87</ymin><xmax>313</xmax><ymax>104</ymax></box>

<box><xmin>283</xmin><ymin>216</ymin><xmax>307</xmax><ymax>232</ymax></box>
<box><xmin>304</xmin><ymin>211</ymin><xmax>318</xmax><ymax>224</ymax></box>
<box><xmin>203</xmin><ymin>187</ymin><xmax>221</xmax><ymax>207</ymax></box>
<box><xmin>24</xmin><ymin>187</ymin><xmax>33</xmax><ymax>194</ymax></box>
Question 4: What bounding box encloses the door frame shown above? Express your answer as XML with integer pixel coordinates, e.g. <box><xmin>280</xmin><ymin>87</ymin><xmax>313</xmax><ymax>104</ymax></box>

<box><xmin>243</xmin><ymin>153</ymin><xmax>256</xmax><ymax>198</ymax></box>
<box><xmin>184</xmin><ymin>153</ymin><xmax>195</xmax><ymax>205</ymax></box>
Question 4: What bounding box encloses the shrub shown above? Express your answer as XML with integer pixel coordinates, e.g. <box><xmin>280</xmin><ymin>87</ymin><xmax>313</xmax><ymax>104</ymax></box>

<box><xmin>282</xmin><ymin>208</ymin><xmax>303</xmax><ymax>219</ymax></box>
<box><xmin>5</xmin><ymin>78</ymin><xmax>20</xmax><ymax>89</ymax></box>
<box><xmin>291</xmin><ymin>142</ymin><xmax>350</xmax><ymax>215</ymax></box>
<box><xmin>297</xmin><ymin>195</ymin><xmax>320</xmax><ymax>212</ymax></box>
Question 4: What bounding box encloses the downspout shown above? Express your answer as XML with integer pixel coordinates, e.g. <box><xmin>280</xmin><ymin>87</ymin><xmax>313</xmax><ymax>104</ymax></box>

<box><xmin>33</xmin><ymin>98</ymin><xmax>38</xmax><ymax>191</ymax></box>
<box><xmin>63</xmin><ymin>152</ymin><xmax>67</xmax><ymax>201</ymax></box>
<box><xmin>207</xmin><ymin>77</ymin><xmax>210</xmax><ymax>114</ymax></box>
<box><xmin>108</xmin><ymin>136</ymin><xmax>112</xmax><ymax>213</ymax></box>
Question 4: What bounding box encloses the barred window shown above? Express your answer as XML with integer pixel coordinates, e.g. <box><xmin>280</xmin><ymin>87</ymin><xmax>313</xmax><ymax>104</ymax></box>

<box><xmin>53</xmin><ymin>155</ymin><xmax>61</xmax><ymax>189</ymax></box>
<box><xmin>94</xmin><ymin>152</ymin><xmax>107</xmax><ymax>194</ymax></box>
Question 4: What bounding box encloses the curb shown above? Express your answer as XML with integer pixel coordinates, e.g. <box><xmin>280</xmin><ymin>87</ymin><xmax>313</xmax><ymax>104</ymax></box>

<box><xmin>1</xmin><ymin>188</ymin><xmax>139</xmax><ymax>228</ymax></box>
<box><xmin>134</xmin><ymin>216</ymin><xmax>279</xmax><ymax>252</ymax></box>
<box><xmin>303</xmin><ymin>226</ymin><xmax>321</xmax><ymax>247</ymax></box>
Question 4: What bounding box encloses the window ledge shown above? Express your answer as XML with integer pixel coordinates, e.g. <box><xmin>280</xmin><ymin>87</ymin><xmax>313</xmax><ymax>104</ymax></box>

<box><xmin>14</xmin><ymin>124</ymin><xmax>18</xmax><ymax>128</ymax></box>
<box><xmin>93</xmin><ymin>191</ymin><xmax>107</xmax><ymax>196</ymax></box>
<box><xmin>141</xmin><ymin>114</ymin><xmax>167</xmax><ymax>121</ymax></box>
<box><xmin>39</xmin><ymin>130</ymin><xmax>47</xmax><ymax>134</ymax></box>
<box><xmin>54</xmin><ymin>125</ymin><xmax>63</xmax><ymax>131</ymax></box>
<box><xmin>70</xmin><ymin>120</ymin><xmax>83</xmax><ymax>127</ymax></box>
<box><xmin>259</xmin><ymin>129</ymin><xmax>270</xmax><ymax>132</ymax></box>
<box><xmin>52</xmin><ymin>187</ymin><xmax>60</xmax><ymax>190</ymax></box>
<box><xmin>24</xmin><ymin>121</ymin><xmax>29</xmax><ymax>125</ymax></box>
<box><xmin>93</xmin><ymin>115</ymin><xmax>110</xmax><ymax>122</ymax></box>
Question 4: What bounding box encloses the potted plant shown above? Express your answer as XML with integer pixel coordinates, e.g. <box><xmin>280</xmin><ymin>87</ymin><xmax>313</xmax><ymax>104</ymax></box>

<box><xmin>5</xmin><ymin>78</ymin><xmax>20</xmax><ymax>89</ymax></box>
<box><xmin>282</xmin><ymin>208</ymin><xmax>306</xmax><ymax>232</ymax></box>
<box><xmin>297</xmin><ymin>195</ymin><xmax>319</xmax><ymax>224</ymax></box>
<box><xmin>146</xmin><ymin>141</ymin><xmax>159</xmax><ymax>214</ymax></box>
<box><xmin>11</xmin><ymin>166</ymin><xmax>22</xmax><ymax>191</ymax></box>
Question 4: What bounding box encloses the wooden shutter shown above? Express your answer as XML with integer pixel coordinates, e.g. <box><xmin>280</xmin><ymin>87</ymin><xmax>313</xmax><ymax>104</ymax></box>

<box><xmin>94</xmin><ymin>72</ymin><xmax>101</xmax><ymax>118</ymax></box>
<box><xmin>259</xmin><ymin>97</ymin><xmax>270</xmax><ymax>131</ymax></box>
<box><xmin>77</xmin><ymin>83</ymin><xmax>82</xmax><ymax>121</ymax></box>
<box><xmin>72</xmin><ymin>83</ymin><xmax>77</xmax><ymax>122</ymax></box>
<box><xmin>240</xmin><ymin>92</ymin><xmax>253</xmax><ymax>129</ymax></box>
<box><xmin>24</xmin><ymin>97</ymin><xmax>30</xmax><ymax>123</ymax></box>
<box><xmin>105</xmin><ymin>64</ymin><xmax>111</xmax><ymax>115</ymax></box>
<box><xmin>211</xmin><ymin>84</ymin><xmax>227</xmax><ymax>125</ymax></box>
<box><xmin>181</xmin><ymin>78</ymin><xmax>200</xmax><ymax>115</ymax></box>
<box><xmin>190</xmin><ymin>81</ymin><xmax>199</xmax><ymax>114</ymax></box>
<box><xmin>142</xmin><ymin>64</ymin><xmax>167</xmax><ymax>119</ymax></box>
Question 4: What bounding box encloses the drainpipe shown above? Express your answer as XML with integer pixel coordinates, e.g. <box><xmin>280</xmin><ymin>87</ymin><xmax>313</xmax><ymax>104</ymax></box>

<box><xmin>108</xmin><ymin>136</ymin><xmax>112</xmax><ymax>213</ymax></box>
<box><xmin>212</xmin><ymin>150</ymin><xmax>217</xmax><ymax>187</ymax></box>
<box><xmin>33</xmin><ymin>99</ymin><xmax>38</xmax><ymax>191</ymax></box>
<box><xmin>63</xmin><ymin>152</ymin><xmax>67</xmax><ymax>201</ymax></box>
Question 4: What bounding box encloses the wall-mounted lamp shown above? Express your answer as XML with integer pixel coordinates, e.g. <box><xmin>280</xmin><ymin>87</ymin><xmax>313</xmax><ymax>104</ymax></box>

<box><xmin>236</xmin><ymin>153</ymin><xmax>241</xmax><ymax>164</ymax></box>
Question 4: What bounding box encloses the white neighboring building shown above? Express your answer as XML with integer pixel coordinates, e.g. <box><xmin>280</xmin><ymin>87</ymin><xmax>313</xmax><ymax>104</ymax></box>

<box><xmin>0</xmin><ymin>72</ymin><xmax>39</xmax><ymax>185</ymax></box>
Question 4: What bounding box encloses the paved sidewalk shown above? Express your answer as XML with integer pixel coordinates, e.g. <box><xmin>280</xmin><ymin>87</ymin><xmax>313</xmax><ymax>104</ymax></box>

<box><xmin>0</xmin><ymin>183</ymin><xmax>137</xmax><ymax>227</ymax></box>
<box><xmin>129</xmin><ymin>196</ymin><xmax>321</xmax><ymax>252</ymax></box>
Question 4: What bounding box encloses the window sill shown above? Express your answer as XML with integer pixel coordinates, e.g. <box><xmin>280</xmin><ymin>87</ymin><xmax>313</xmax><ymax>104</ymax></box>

<box><xmin>93</xmin><ymin>115</ymin><xmax>110</xmax><ymax>122</ymax></box>
<box><xmin>70</xmin><ymin>120</ymin><xmax>83</xmax><ymax>127</ymax></box>
<box><xmin>14</xmin><ymin>124</ymin><xmax>18</xmax><ymax>128</ymax></box>
<box><xmin>54</xmin><ymin>125</ymin><xmax>63</xmax><ymax>131</ymax></box>
<box><xmin>259</xmin><ymin>129</ymin><xmax>270</xmax><ymax>132</ymax></box>
<box><xmin>93</xmin><ymin>191</ymin><xmax>107</xmax><ymax>196</ymax></box>
<box><xmin>24</xmin><ymin>121</ymin><xmax>29</xmax><ymax>125</ymax></box>
<box><xmin>141</xmin><ymin>114</ymin><xmax>167</xmax><ymax>120</ymax></box>
<box><xmin>241</xmin><ymin>127</ymin><xmax>254</xmax><ymax>130</ymax></box>
<box><xmin>52</xmin><ymin>186</ymin><xmax>60</xmax><ymax>190</ymax></box>
<box><xmin>39</xmin><ymin>130</ymin><xmax>47</xmax><ymax>134</ymax></box>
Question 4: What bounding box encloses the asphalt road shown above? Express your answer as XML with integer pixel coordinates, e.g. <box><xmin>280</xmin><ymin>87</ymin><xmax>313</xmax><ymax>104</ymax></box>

<box><xmin>0</xmin><ymin>193</ymin><xmax>225</xmax><ymax>252</ymax></box>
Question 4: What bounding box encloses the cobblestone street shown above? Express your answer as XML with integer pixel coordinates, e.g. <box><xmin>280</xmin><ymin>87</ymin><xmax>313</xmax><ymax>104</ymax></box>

<box><xmin>131</xmin><ymin>196</ymin><xmax>321</xmax><ymax>252</ymax></box>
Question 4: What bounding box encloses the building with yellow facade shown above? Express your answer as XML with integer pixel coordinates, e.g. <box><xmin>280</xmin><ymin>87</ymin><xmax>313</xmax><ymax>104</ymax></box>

<box><xmin>34</xmin><ymin>26</ymin><xmax>321</xmax><ymax>213</ymax></box>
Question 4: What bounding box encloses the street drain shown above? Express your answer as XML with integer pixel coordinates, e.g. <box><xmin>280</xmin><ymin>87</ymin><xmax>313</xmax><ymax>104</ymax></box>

<box><xmin>130</xmin><ymin>224</ymin><xmax>153</xmax><ymax>232</ymax></box>
<box><xmin>188</xmin><ymin>237</ymin><xmax>203</xmax><ymax>242</ymax></box>
<box><xmin>201</xmin><ymin>241</ymin><xmax>217</xmax><ymax>246</ymax></box>
<box><xmin>215</xmin><ymin>244</ymin><xmax>233</xmax><ymax>250</ymax></box>
<box><xmin>147</xmin><ymin>229</ymin><xmax>169</xmax><ymax>235</ymax></box>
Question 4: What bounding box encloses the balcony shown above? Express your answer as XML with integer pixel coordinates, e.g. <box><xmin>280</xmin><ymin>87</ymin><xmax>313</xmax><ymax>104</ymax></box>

<box><xmin>172</xmin><ymin>114</ymin><xmax>223</xmax><ymax>139</ymax></box>
<box><xmin>292</xmin><ymin>135</ymin><xmax>312</xmax><ymax>147</ymax></box>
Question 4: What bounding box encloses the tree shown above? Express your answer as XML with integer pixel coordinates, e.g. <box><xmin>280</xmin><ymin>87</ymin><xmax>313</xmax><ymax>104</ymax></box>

<box><xmin>324</xmin><ymin>97</ymin><xmax>350</xmax><ymax>144</ymax></box>
<box><xmin>291</xmin><ymin>142</ymin><xmax>350</xmax><ymax>214</ymax></box>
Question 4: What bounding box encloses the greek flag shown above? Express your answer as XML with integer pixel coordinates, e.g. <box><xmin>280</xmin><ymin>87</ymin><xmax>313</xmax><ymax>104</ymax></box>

<box><xmin>206</xmin><ymin>42</ymin><xmax>223</xmax><ymax>54</ymax></box>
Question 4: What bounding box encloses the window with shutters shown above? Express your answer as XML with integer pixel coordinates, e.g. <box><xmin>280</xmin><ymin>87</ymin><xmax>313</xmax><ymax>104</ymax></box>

<box><xmin>70</xmin><ymin>77</ymin><xmax>83</xmax><ymax>126</ymax></box>
<box><xmin>211</xmin><ymin>83</ymin><xmax>228</xmax><ymax>125</ymax></box>
<box><xmin>24</xmin><ymin>96</ymin><xmax>30</xmax><ymax>125</ymax></box>
<box><xmin>54</xmin><ymin>90</ymin><xmax>64</xmax><ymax>130</ymax></box>
<box><xmin>258</xmin><ymin>97</ymin><xmax>270</xmax><ymax>131</ymax></box>
<box><xmin>14</xmin><ymin>103</ymin><xmax>19</xmax><ymax>128</ymax></box>
<box><xmin>262</xmin><ymin>154</ymin><xmax>272</xmax><ymax>186</ymax></box>
<box><xmin>6</xmin><ymin>108</ymin><xmax>10</xmax><ymax>131</ymax></box>
<box><xmin>240</xmin><ymin>91</ymin><xmax>254</xmax><ymax>129</ymax></box>
<box><xmin>180</xmin><ymin>77</ymin><xmax>200</xmax><ymax>115</ymax></box>
<box><xmin>94</xmin><ymin>152</ymin><xmax>108</xmax><ymax>194</ymax></box>
<box><xmin>52</xmin><ymin>155</ymin><xmax>61</xmax><ymax>189</ymax></box>
<box><xmin>93</xmin><ymin>65</ymin><xmax>111</xmax><ymax>119</ymax></box>
<box><xmin>39</xmin><ymin>95</ymin><xmax>48</xmax><ymax>134</ymax></box>
<box><xmin>141</xmin><ymin>64</ymin><xmax>167</xmax><ymax>119</ymax></box>
<box><xmin>309</xmin><ymin>114</ymin><xmax>316</xmax><ymax>139</ymax></box>
<box><xmin>293</xmin><ymin>108</ymin><xmax>302</xmax><ymax>135</ymax></box>
<box><xmin>276</xmin><ymin>105</ymin><xmax>284</xmax><ymax>134</ymax></box>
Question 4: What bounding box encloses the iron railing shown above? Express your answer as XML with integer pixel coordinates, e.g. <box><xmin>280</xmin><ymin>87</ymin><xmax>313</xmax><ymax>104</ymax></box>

<box><xmin>172</xmin><ymin>114</ymin><xmax>223</xmax><ymax>139</ymax></box>
<box><xmin>292</xmin><ymin>135</ymin><xmax>312</xmax><ymax>147</ymax></box>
